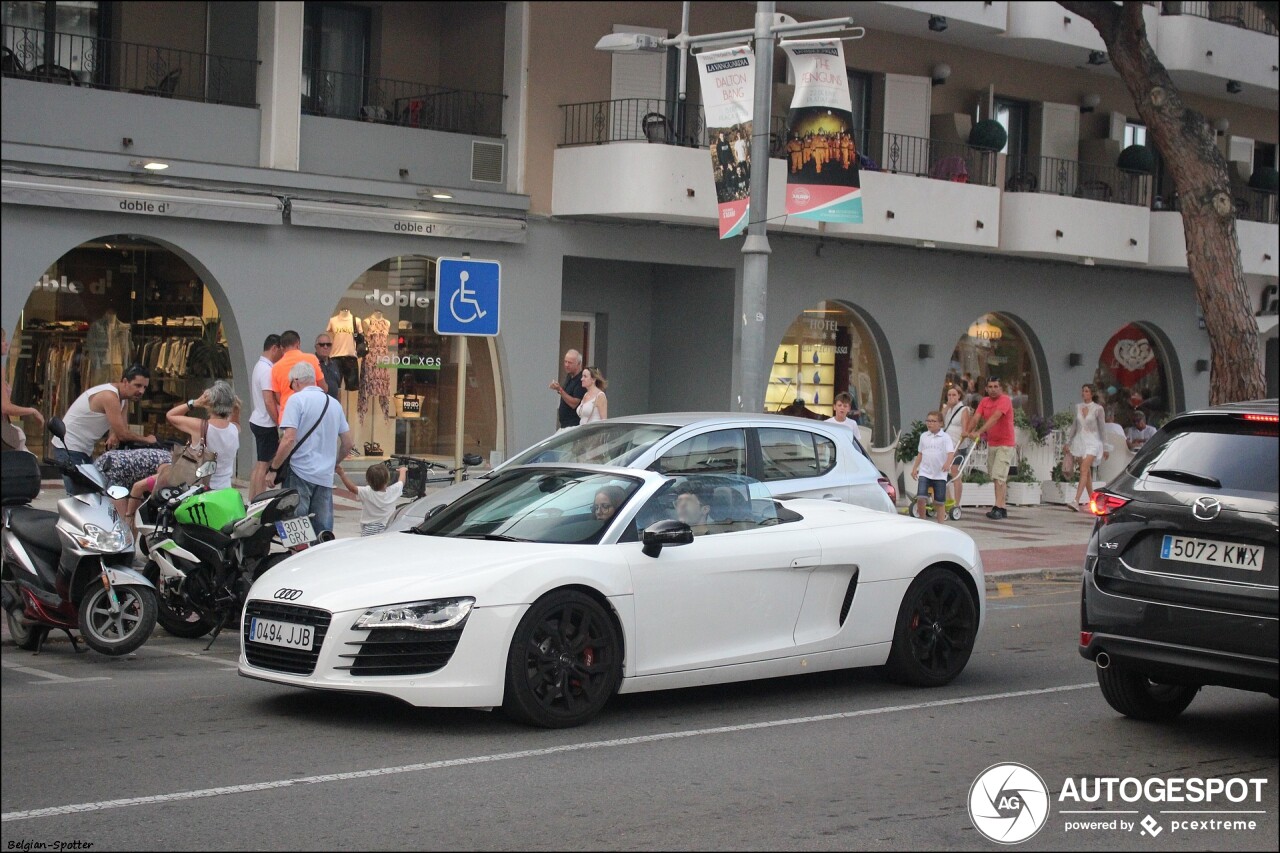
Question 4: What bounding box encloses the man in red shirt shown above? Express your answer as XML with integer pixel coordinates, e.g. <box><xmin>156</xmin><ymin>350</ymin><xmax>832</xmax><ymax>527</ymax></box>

<box><xmin>269</xmin><ymin>329</ymin><xmax>326</xmax><ymax>416</ymax></box>
<box><xmin>967</xmin><ymin>376</ymin><xmax>1015</xmax><ymax>519</ymax></box>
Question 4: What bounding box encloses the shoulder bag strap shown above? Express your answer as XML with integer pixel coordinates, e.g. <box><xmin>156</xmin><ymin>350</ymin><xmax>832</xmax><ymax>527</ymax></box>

<box><xmin>280</xmin><ymin>395</ymin><xmax>330</xmax><ymax>469</ymax></box>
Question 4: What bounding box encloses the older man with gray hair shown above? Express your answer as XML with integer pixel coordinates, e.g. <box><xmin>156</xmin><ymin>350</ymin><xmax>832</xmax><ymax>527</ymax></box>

<box><xmin>549</xmin><ymin>348</ymin><xmax>585</xmax><ymax>430</ymax></box>
<box><xmin>265</xmin><ymin>361</ymin><xmax>353</xmax><ymax>535</ymax></box>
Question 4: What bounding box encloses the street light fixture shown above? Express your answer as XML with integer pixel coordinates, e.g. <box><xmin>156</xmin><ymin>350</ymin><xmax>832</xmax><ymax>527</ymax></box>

<box><xmin>597</xmin><ymin>3</ymin><xmax>857</xmax><ymax>413</ymax></box>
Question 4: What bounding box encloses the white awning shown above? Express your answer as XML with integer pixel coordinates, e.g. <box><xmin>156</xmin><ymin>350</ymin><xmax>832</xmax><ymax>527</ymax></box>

<box><xmin>288</xmin><ymin>200</ymin><xmax>527</xmax><ymax>244</ymax></box>
<box><xmin>1</xmin><ymin>174</ymin><xmax>283</xmax><ymax>225</ymax></box>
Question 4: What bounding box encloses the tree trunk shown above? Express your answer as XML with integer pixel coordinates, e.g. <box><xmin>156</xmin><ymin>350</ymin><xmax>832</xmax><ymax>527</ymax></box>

<box><xmin>1059</xmin><ymin>1</ymin><xmax>1266</xmax><ymax>405</ymax></box>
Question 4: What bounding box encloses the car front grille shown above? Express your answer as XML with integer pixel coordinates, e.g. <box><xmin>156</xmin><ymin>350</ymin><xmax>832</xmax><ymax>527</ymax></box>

<box><xmin>243</xmin><ymin>601</ymin><xmax>333</xmax><ymax>675</ymax></box>
<box><xmin>336</xmin><ymin>620</ymin><xmax>468</xmax><ymax>677</ymax></box>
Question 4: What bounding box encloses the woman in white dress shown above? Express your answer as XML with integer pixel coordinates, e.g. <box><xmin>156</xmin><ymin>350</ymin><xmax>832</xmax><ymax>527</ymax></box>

<box><xmin>1063</xmin><ymin>383</ymin><xmax>1108</xmax><ymax>511</ymax></box>
<box><xmin>576</xmin><ymin>366</ymin><xmax>608</xmax><ymax>423</ymax></box>
<box><xmin>940</xmin><ymin>386</ymin><xmax>972</xmax><ymax>509</ymax></box>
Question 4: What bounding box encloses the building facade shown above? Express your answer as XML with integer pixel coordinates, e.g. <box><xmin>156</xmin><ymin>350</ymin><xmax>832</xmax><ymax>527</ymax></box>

<box><xmin>3</xmin><ymin>1</ymin><xmax>1276</xmax><ymax>477</ymax></box>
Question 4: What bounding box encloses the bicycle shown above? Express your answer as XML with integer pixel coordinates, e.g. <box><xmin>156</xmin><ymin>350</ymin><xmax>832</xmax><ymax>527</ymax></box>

<box><xmin>381</xmin><ymin>453</ymin><xmax>484</xmax><ymax>500</ymax></box>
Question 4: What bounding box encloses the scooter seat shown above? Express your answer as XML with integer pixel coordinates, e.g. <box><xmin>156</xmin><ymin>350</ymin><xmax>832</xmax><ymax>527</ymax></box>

<box><xmin>5</xmin><ymin>506</ymin><xmax>61</xmax><ymax>589</ymax></box>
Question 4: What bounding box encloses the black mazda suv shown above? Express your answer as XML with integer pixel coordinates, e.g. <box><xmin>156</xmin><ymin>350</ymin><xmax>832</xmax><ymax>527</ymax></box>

<box><xmin>1079</xmin><ymin>399</ymin><xmax>1278</xmax><ymax>720</ymax></box>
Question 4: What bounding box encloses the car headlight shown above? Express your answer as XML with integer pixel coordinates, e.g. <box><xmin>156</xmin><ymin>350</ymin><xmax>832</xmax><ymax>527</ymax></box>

<box><xmin>71</xmin><ymin>523</ymin><xmax>131</xmax><ymax>552</ymax></box>
<box><xmin>354</xmin><ymin>597</ymin><xmax>475</xmax><ymax>631</ymax></box>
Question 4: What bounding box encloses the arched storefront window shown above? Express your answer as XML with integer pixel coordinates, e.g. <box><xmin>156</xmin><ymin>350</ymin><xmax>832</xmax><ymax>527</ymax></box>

<box><xmin>329</xmin><ymin>256</ymin><xmax>502</xmax><ymax>463</ymax></box>
<box><xmin>6</xmin><ymin>235</ymin><xmax>230</xmax><ymax>460</ymax></box>
<box><xmin>944</xmin><ymin>313</ymin><xmax>1041</xmax><ymax>417</ymax></box>
<box><xmin>766</xmin><ymin>301</ymin><xmax>887</xmax><ymax>442</ymax></box>
<box><xmin>1093</xmin><ymin>322</ymin><xmax>1172</xmax><ymax>429</ymax></box>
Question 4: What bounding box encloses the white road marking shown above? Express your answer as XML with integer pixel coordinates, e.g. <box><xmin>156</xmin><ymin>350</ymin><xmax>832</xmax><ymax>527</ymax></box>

<box><xmin>2</xmin><ymin>682</ymin><xmax>1096</xmax><ymax>822</ymax></box>
<box><xmin>0</xmin><ymin>657</ymin><xmax>111</xmax><ymax>684</ymax></box>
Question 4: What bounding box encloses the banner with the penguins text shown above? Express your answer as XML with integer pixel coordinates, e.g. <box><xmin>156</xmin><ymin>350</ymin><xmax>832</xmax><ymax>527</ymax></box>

<box><xmin>781</xmin><ymin>39</ymin><xmax>863</xmax><ymax>223</ymax></box>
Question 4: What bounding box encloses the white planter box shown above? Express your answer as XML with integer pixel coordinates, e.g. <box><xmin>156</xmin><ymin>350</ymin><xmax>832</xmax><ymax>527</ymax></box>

<box><xmin>1041</xmin><ymin>481</ymin><xmax>1073</xmax><ymax>504</ymax></box>
<box><xmin>1008</xmin><ymin>482</ymin><xmax>1042</xmax><ymax>505</ymax></box>
<box><xmin>1019</xmin><ymin>442</ymin><xmax>1056</xmax><ymax>484</ymax></box>
<box><xmin>960</xmin><ymin>483</ymin><xmax>996</xmax><ymax>507</ymax></box>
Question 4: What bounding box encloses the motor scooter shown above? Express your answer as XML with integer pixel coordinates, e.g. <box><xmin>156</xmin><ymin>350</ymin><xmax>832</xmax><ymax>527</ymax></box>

<box><xmin>0</xmin><ymin>420</ymin><xmax>158</xmax><ymax>656</ymax></box>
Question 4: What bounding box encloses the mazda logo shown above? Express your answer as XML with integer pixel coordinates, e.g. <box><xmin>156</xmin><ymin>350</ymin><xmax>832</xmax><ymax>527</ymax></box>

<box><xmin>1192</xmin><ymin>497</ymin><xmax>1221</xmax><ymax>521</ymax></box>
<box><xmin>274</xmin><ymin>588</ymin><xmax>304</xmax><ymax>601</ymax></box>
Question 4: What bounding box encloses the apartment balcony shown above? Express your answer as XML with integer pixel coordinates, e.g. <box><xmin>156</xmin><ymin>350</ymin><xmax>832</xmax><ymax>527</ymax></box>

<box><xmin>1149</xmin><ymin>191</ymin><xmax>1279</xmax><ymax>276</ymax></box>
<box><xmin>999</xmin><ymin>155</ymin><xmax>1152</xmax><ymax>264</ymax></box>
<box><xmin>777</xmin><ymin>3</ymin><xmax>1008</xmax><ymax>39</ymax></box>
<box><xmin>553</xmin><ymin>99</ymin><xmax>1000</xmax><ymax>251</ymax></box>
<box><xmin>1001</xmin><ymin>2</ymin><xmax>1162</xmax><ymax>65</ymax></box>
<box><xmin>1154</xmin><ymin>2</ymin><xmax>1278</xmax><ymax>108</ymax></box>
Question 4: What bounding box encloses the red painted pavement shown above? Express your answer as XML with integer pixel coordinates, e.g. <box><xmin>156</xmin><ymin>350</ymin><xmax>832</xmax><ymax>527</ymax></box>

<box><xmin>981</xmin><ymin>544</ymin><xmax>1085</xmax><ymax>574</ymax></box>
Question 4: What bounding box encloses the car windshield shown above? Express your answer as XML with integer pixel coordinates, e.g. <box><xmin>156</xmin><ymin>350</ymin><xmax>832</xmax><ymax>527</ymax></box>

<box><xmin>1134</xmin><ymin>422</ymin><xmax>1279</xmax><ymax>493</ymax></box>
<box><xmin>503</xmin><ymin>422</ymin><xmax>678</xmax><ymax>469</ymax></box>
<box><xmin>414</xmin><ymin>467</ymin><xmax>644</xmax><ymax>544</ymax></box>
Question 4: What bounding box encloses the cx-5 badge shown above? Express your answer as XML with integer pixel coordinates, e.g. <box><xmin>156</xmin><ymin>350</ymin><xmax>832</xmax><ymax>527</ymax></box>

<box><xmin>1192</xmin><ymin>497</ymin><xmax>1221</xmax><ymax>521</ymax></box>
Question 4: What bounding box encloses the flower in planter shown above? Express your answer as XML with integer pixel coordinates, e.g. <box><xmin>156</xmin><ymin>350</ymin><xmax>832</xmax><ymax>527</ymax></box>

<box><xmin>963</xmin><ymin>468</ymin><xmax>991</xmax><ymax>485</ymax></box>
<box><xmin>1014</xmin><ymin>409</ymin><xmax>1054</xmax><ymax>446</ymax></box>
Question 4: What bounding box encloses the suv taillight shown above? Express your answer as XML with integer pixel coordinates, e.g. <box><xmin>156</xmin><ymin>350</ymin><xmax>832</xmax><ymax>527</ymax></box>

<box><xmin>1088</xmin><ymin>491</ymin><xmax>1130</xmax><ymax>517</ymax></box>
<box><xmin>878</xmin><ymin>477</ymin><xmax>897</xmax><ymax>504</ymax></box>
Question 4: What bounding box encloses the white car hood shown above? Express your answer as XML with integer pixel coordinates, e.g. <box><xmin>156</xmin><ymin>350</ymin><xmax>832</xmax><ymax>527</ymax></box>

<box><xmin>251</xmin><ymin>534</ymin><xmax>584</xmax><ymax>612</ymax></box>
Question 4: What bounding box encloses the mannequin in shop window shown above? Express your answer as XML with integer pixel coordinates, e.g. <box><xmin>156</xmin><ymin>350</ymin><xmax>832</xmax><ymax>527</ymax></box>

<box><xmin>326</xmin><ymin>309</ymin><xmax>362</xmax><ymax>400</ymax></box>
<box><xmin>358</xmin><ymin>310</ymin><xmax>391</xmax><ymax>454</ymax></box>
<box><xmin>85</xmin><ymin>307</ymin><xmax>132</xmax><ymax>386</ymax></box>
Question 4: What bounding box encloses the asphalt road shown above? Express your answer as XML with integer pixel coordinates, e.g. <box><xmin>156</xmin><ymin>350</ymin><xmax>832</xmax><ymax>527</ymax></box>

<box><xmin>2</xmin><ymin>575</ymin><xmax>1276</xmax><ymax>852</ymax></box>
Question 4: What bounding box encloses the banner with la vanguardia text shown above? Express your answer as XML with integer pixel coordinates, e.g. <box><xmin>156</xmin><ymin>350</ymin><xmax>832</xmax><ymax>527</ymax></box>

<box><xmin>696</xmin><ymin>45</ymin><xmax>754</xmax><ymax>239</ymax></box>
<box><xmin>781</xmin><ymin>39</ymin><xmax>863</xmax><ymax>224</ymax></box>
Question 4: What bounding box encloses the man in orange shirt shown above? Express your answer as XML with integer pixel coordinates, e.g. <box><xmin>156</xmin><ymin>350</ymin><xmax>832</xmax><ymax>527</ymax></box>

<box><xmin>269</xmin><ymin>329</ymin><xmax>326</xmax><ymax>416</ymax></box>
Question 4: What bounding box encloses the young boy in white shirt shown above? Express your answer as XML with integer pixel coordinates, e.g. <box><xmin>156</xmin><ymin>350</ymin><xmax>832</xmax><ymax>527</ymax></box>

<box><xmin>825</xmin><ymin>392</ymin><xmax>858</xmax><ymax>439</ymax></box>
<box><xmin>338</xmin><ymin>462</ymin><xmax>407</xmax><ymax>536</ymax></box>
<box><xmin>911</xmin><ymin>411</ymin><xmax>957</xmax><ymax>524</ymax></box>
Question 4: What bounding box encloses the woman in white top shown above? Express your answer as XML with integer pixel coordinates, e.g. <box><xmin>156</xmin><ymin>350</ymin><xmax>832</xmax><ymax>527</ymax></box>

<box><xmin>165</xmin><ymin>380</ymin><xmax>242</xmax><ymax>491</ymax></box>
<box><xmin>940</xmin><ymin>386</ymin><xmax>972</xmax><ymax>509</ymax></box>
<box><xmin>576</xmin><ymin>366</ymin><xmax>608</xmax><ymax>423</ymax></box>
<box><xmin>1063</xmin><ymin>383</ymin><xmax>1108</xmax><ymax>511</ymax></box>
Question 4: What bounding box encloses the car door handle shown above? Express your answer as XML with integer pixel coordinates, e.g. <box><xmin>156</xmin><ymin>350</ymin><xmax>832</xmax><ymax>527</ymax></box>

<box><xmin>791</xmin><ymin>556</ymin><xmax>821</xmax><ymax>569</ymax></box>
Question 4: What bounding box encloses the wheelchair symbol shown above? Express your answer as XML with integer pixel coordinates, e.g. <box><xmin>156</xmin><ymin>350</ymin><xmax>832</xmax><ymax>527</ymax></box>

<box><xmin>449</xmin><ymin>270</ymin><xmax>487</xmax><ymax>324</ymax></box>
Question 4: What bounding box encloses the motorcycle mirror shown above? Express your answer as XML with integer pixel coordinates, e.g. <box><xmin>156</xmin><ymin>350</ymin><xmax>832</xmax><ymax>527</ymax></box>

<box><xmin>196</xmin><ymin>460</ymin><xmax>217</xmax><ymax>478</ymax></box>
<box><xmin>462</xmin><ymin>453</ymin><xmax>484</xmax><ymax>467</ymax></box>
<box><xmin>107</xmin><ymin>485</ymin><xmax>130</xmax><ymax>500</ymax></box>
<box><xmin>48</xmin><ymin>416</ymin><xmax>67</xmax><ymax>442</ymax></box>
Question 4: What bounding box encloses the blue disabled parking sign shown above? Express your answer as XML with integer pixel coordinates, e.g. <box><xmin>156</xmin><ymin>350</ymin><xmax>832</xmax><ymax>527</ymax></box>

<box><xmin>435</xmin><ymin>258</ymin><xmax>500</xmax><ymax>337</ymax></box>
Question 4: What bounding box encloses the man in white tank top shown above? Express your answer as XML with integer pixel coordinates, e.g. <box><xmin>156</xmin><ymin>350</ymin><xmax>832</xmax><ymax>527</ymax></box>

<box><xmin>53</xmin><ymin>364</ymin><xmax>157</xmax><ymax>494</ymax></box>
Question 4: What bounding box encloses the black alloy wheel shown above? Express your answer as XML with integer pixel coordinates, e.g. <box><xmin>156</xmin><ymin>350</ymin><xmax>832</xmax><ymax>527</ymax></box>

<box><xmin>885</xmin><ymin>566</ymin><xmax>978</xmax><ymax>686</ymax></box>
<box><xmin>503</xmin><ymin>589</ymin><xmax>622</xmax><ymax>728</ymax></box>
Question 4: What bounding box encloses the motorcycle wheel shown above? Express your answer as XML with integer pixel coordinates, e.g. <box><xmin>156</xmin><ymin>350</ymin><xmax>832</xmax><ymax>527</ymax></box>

<box><xmin>77</xmin><ymin>584</ymin><xmax>158</xmax><ymax>656</ymax></box>
<box><xmin>156</xmin><ymin>592</ymin><xmax>217</xmax><ymax>639</ymax></box>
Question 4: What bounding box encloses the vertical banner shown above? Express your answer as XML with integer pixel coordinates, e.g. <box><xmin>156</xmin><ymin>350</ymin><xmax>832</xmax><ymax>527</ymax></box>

<box><xmin>696</xmin><ymin>46</ymin><xmax>754</xmax><ymax>239</ymax></box>
<box><xmin>781</xmin><ymin>39</ymin><xmax>863</xmax><ymax>223</ymax></box>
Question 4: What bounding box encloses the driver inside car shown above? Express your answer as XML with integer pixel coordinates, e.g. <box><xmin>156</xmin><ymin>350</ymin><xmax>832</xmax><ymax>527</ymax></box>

<box><xmin>673</xmin><ymin>484</ymin><xmax>713</xmax><ymax>535</ymax></box>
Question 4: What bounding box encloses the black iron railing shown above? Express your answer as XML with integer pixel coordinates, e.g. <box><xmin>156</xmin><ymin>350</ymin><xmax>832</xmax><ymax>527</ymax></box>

<box><xmin>560</xmin><ymin>99</ymin><xmax>998</xmax><ymax>187</ymax></box>
<box><xmin>1236</xmin><ymin>188</ymin><xmax>1278</xmax><ymax>223</ymax></box>
<box><xmin>1</xmin><ymin>24</ymin><xmax>259</xmax><ymax>106</ymax></box>
<box><xmin>303</xmin><ymin>68</ymin><xmax>504</xmax><ymax>137</ymax></box>
<box><xmin>1162</xmin><ymin>1</ymin><xmax>1278</xmax><ymax>35</ymax></box>
<box><xmin>1005</xmin><ymin>154</ymin><xmax>1153</xmax><ymax>206</ymax></box>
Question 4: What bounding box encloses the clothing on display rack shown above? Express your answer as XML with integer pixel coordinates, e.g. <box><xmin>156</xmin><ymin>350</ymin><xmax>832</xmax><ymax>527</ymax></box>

<box><xmin>357</xmin><ymin>312</ymin><xmax>392</xmax><ymax>424</ymax></box>
<box><xmin>327</xmin><ymin>310</ymin><xmax>360</xmax><ymax>359</ymax></box>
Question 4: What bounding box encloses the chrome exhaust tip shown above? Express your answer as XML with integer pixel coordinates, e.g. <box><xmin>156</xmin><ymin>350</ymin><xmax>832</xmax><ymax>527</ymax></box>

<box><xmin>1096</xmin><ymin>652</ymin><xmax>1110</xmax><ymax>670</ymax></box>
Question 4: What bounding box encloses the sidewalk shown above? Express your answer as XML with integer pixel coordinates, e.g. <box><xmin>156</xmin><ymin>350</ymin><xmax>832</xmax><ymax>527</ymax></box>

<box><xmin>22</xmin><ymin>479</ymin><xmax>1092</xmax><ymax>576</ymax></box>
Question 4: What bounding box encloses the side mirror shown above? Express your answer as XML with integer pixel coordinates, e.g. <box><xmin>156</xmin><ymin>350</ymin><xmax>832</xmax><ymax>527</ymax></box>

<box><xmin>195</xmin><ymin>460</ymin><xmax>217</xmax><ymax>478</ymax></box>
<box><xmin>47</xmin><ymin>416</ymin><xmax>67</xmax><ymax>442</ymax></box>
<box><xmin>641</xmin><ymin>519</ymin><xmax>694</xmax><ymax>558</ymax></box>
<box><xmin>106</xmin><ymin>485</ymin><xmax>130</xmax><ymax>500</ymax></box>
<box><xmin>462</xmin><ymin>453</ymin><xmax>484</xmax><ymax>467</ymax></box>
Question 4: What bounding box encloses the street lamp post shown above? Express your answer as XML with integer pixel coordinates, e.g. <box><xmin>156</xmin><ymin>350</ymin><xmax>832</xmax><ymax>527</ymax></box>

<box><xmin>597</xmin><ymin>3</ymin><xmax>855</xmax><ymax>414</ymax></box>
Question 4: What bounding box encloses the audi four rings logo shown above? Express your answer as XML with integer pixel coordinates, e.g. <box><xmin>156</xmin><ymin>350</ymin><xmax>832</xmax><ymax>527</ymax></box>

<box><xmin>274</xmin><ymin>588</ymin><xmax>304</xmax><ymax>600</ymax></box>
<box><xmin>1193</xmin><ymin>497</ymin><xmax>1222</xmax><ymax>521</ymax></box>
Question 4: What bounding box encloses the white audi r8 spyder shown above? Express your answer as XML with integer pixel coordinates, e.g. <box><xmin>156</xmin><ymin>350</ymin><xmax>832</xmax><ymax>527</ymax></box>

<box><xmin>239</xmin><ymin>465</ymin><xmax>985</xmax><ymax>728</ymax></box>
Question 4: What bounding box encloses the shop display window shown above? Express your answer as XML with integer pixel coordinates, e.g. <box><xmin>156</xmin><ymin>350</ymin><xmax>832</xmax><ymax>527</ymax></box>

<box><xmin>1093</xmin><ymin>322</ymin><xmax>1172</xmax><ymax>429</ymax></box>
<box><xmin>330</xmin><ymin>255</ymin><xmax>502</xmax><ymax>465</ymax></box>
<box><xmin>944</xmin><ymin>313</ymin><xmax>1041</xmax><ymax>417</ymax></box>
<box><xmin>768</xmin><ymin>301</ymin><xmax>886</xmax><ymax>442</ymax></box>
<box><xmin>6</xmin><ymin>235</ymin><xmax>230</xmax><ymax>458</ymax></box>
